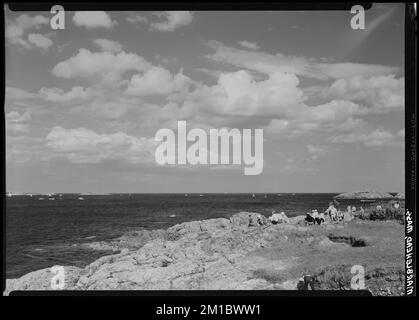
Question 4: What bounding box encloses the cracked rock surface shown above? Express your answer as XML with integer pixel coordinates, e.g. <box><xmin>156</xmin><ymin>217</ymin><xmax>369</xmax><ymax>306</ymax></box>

<box><xmin>5</xmin><ymin>212</ymin><xmax>404</xmax><ymax>295</ymax></box>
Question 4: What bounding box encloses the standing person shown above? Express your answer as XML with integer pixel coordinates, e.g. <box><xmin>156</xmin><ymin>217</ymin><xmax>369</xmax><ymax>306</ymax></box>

<box><xmin>326</xmin><ymin>202</ymin><xmax>338</xmax><ymax>221</ymax></box>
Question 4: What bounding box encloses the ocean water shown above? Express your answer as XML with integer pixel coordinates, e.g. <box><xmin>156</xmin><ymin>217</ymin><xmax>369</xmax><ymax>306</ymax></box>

<box><xmin>6</xmin><ymin>193</ymin><xmax>371</xmax><ymax>278</ymax></box>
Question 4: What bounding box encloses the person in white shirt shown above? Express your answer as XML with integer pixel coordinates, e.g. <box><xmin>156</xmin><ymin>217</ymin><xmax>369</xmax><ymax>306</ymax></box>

<box><xmin>325</xmin><ymin>203</ymin><xmax>338</xmax><ymax>221</ymax></box>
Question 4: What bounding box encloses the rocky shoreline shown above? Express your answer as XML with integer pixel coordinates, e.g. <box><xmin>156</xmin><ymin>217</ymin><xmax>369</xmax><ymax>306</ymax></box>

<box><xmin>5</xmin><ymin>212</ymin><xmax>404</xmax><ymax>295</ymax></box>
<box><xmin>334</xmin><ymin>190</ymin><xmax>404</xmax><ymax>200</ymax></box>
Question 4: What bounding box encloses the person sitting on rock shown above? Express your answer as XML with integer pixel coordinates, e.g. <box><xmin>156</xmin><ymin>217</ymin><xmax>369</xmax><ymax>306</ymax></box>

<box><xmin>315</xmin><ymin>212</ymin><xmax>325</xmax><ymax>225</ymax></box>
<box><xmin>312</xmin><ymin>209</ymin><xmax>321</xmax><ymax>225</ymax></box>
<box><xmin>305</xmin><ymin>209</ymin><xmax>322</xmax><ymax>225</ymax></box>
<box><xmin>256</xmin><ymin>214</ymin><xmax>267</xmax><ymax>226</ymax></box>
<box><xmin>269</xmin><ymin>211</ymin><xmax>289</xmax><ymax>224</ymax></box>
<box><xmin>305</xmin><ymin>211</ymin><xmax>316</xmax><ymax>224</ymax></box>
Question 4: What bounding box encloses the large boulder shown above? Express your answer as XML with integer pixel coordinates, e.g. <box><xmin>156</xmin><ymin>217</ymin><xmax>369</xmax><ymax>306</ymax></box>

<box><xmin>167</xmin><ymin>218</ymin><xmax>231</xmax><ymax>241</ymax></box>
<box><xmin>5</xmin><ymin>266</ymin><xmax>81</xmax><ymax>295</ymax></box>
<box><xmin>230</xmin><ymin>212</ymin><xmax>268</xmax><ymax>227</ymax></box>
<box><xmin>288</xmin><ymin>215</ymin><xmax>307</xmax><ymax>225</ymax></box>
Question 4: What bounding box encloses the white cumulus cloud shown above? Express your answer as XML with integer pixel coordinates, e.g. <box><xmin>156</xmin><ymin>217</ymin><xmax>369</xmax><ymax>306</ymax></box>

<box><xmin>328</xmin><ymin>127</ymin><xmax>397</xmax><ymax>147</ymax></box>
<box><xmin>39</xmin><ymin>86</ymin><xmax>94</xmax><ymax>103</ymax></box>
<box><xmin>126</xmin><ymin>13</ymin><xmax>148</xmax><ymax>24</ymax></box>
<box><xmin>321</xmin><ymin>74</ymin><xmax>404</xmax><ymax>113</ymax></box>
<box><xmin>188</xmin><ymin>70</ymin><xmax>304</xmax><ymax>117</ymax></box>
<box><xmin>205</xmin><ymin>40</ymin><xmax>399</xmax><ymax>80</ymax></box>
<box><xmin>6</xmin><ymin>14</ymin><xmax>51</xmax><ymax>51</ymax></box>
<box><xmin>46</xmin><ymin>127</ymin><xmax>158</xmax><ymax>164</ymax></box>
<box><xmin>238</xmin><ymin>41</ymin><xmax>259</xmax><ymax>50</ymax></box>
<box><xmin>73</xmin><ymin>11</ymin><xmax>117</xmax><ymax>29</ymax></box>
<box><xmin>93</xmin><ymin>38</ymin><xmax>124</xmax><ymax>54</ymax></box>
<box><xmin>52</xmin><ymin>48</ymin><xmax>151</xmax><ymax>84</ymax></box>
<box><xmin>150</xmin><ymin>11</ymin><xmax>193</xmax><ymax>32</ymax></box>
<box><xmin>126</xmin><ymin>67</ymin><xmax>192</xmax><ymax>96</ymax></box>
<box><xmin>6</xmin><ymin>110</ymin><xmax>31</xmax><ymax>134</ymax></box>
<box><xmin>27</xmin><ymin>33</ymin><xmax>53</xmax><ymax>51</ymax></box>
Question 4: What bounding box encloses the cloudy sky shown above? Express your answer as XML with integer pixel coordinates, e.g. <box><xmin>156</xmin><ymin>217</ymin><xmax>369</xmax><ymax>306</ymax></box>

<box><xmin>5</xmin><ymin>4</ymin><xmax>405</xmax><ymax>193</ymax></box>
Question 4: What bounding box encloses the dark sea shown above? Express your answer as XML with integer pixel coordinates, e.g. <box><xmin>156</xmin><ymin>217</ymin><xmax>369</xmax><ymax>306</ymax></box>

<box><xmin>6</xmin><ymin>193</ymin><xmax>373</xmax><ymax>278</ymax></box>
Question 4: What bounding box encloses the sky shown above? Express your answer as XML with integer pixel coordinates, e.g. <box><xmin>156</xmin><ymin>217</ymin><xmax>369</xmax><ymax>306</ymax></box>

<box><xmin>4</xmin><ymin>4</ymin><xmax>405</xmax><ymax>193</ymax></box>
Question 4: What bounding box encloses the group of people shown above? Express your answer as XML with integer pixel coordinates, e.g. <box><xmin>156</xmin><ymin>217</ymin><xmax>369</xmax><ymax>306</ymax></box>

<box><xmin>305</xmin><ymin>209</ymin><xmax>325</xmax><ymax>225</ymax></box>
<box><xmin>304</xmin><ymin>200</ymin><xmax>402</xmax><ymax>226</ymax></box>
<box><xmin>305</xmin><ymin>201</ymin><xmax>357</xmax><ymax>225</ymax></box>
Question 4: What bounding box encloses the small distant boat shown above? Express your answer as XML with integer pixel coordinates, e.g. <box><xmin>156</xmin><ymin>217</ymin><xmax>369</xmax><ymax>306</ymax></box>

<box><xmin>199</xmin><ymin>194</ymin><xmax>204</xmax><ymax>197</ymax></box>
<box><xmin>78</xmin><ymin>197</ymin><xmax>84</xmax><ymax>200</ymax></box>
<box><xmin>169</xmin><ymin>214</ymin><xmax>176</xmax><ymax>218</ymax></box>
<box><xmin>38</xmin><ymin>197</ymin><xmax>45</xmax><ymax>200</ymax></box>
<box><xmin>277</xmin><ymin>194</ymin><xmax>282</xmax><ymax>196</ymax></box>
<box><xmin>185</xmin><ymin>193</ymin><xmax>188</xmax><ymax>197</ymax></box>
<box><xmin>252</xmin><ymin>194</ymin><xmax>256</xmax><ymax>198</ymax></box>
<box><xmin>48</xmin><ymin>198</ymin><xmax>55</xmax><ymax>201</ymax></box>
<box><xmin>6</xmin><ymin>192</ymin><xmax>13</xmax><ymax>198</ymax></box>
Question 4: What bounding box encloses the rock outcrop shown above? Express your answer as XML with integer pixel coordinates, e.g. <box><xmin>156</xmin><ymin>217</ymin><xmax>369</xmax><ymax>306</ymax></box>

<box><xmin>5</xmin><ymin>212</ymin><xmax>278</xmax><ymax>293</ymax></box>
<box><xmin>334</xmin><ymin>190</ymin><xmax>394</xmax><ymax>200</ymax></box>
<box><xmin>394</xmin><ymin>192</ymin><xmax>405</xmax><ymax>200</ymax></box>
<box><xmin>5</xmin><ymin>266</ymin><xmax>82</xmax><ymax>294</ymax></box>
<box><xmin>5</xmin><ymin>211</ymin><xmax>404</xmax><ymax>295</ymax></box>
